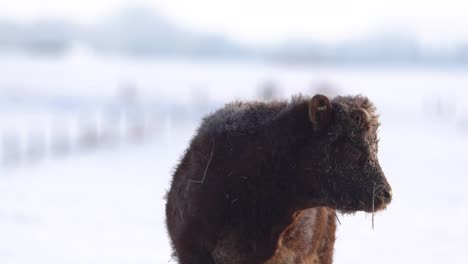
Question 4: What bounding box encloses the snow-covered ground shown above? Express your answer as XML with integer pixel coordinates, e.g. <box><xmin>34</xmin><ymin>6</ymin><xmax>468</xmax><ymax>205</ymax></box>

<box><xmin>1</xmin><ymin>53</ymin><xmax>468</xmax><ymax>263</ymax></box>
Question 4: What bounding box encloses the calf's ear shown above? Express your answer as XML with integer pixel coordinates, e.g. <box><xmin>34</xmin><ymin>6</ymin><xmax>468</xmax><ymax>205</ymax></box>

<box><xmin>309</xmin><ymin>94</ymin><xmax>332</xmax><ymax>131</ymax></box>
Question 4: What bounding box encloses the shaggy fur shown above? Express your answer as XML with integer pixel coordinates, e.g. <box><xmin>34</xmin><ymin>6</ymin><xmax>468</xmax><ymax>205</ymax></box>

<box><xmin>165</xmin><ymin>94</ymin><xmax>392</xmax><ymax>264</ymax></box>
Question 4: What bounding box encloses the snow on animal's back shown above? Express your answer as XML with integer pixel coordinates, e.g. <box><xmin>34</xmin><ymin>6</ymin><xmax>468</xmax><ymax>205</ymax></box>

<box><xmin>198</xmin><ymin>100</ymin><xmax>290</xmax><ymax>136</ymax></box>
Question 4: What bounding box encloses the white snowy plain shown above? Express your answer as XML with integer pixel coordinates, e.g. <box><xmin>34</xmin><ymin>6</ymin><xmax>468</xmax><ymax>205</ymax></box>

<box><xmin>1</xmin><ymin>53</ymin><xmax>468</xmax><ymax>263</ymax></box>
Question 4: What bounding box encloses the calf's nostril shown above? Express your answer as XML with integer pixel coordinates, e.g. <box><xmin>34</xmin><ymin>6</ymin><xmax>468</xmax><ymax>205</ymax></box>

<box><xmin>382</xmin><ymin>189</ymin><xmax>392</xmax><ymax>202</ymax></box>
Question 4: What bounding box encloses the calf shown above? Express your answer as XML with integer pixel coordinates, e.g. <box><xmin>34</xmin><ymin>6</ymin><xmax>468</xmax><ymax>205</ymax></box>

<box><xmin>166</xmin><ymin>94</ymin><xmax>392</xmax><ymax>264</ymax></box>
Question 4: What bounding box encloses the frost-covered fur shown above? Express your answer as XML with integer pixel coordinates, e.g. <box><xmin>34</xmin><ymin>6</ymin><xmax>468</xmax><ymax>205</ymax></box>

<box><xmin>165</xmin><ymin>94</ymin><xmax>392</xmax><ymax>264</ymax></box>
<box><xmin>199</xmin><ymin>100</ymin><xmax>288</xmax><ymax>135</ymax></box>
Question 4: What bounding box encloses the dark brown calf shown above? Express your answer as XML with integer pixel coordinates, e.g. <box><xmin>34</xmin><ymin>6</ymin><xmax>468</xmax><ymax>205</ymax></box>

<box><xmin>165</xmin><ymin>94</ymin><xmax>392</xmax><ymax>263</ymax></box>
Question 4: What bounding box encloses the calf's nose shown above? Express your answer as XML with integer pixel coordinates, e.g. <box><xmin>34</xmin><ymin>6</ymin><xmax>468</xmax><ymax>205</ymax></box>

<box><xmin>381</xmin><ymin>188</ymin><xmax>392</xmax><ymax>203</ymax></box>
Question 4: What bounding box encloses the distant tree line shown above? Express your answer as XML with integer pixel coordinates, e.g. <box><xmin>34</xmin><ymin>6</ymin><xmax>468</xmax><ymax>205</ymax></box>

<box><xmin>1</xmin><ymin>7</ymin><xmax>468</xmax><ymax>66</ymax></box>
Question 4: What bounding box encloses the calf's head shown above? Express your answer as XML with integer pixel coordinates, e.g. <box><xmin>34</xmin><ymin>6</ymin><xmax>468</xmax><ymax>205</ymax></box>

<box><xmin>298</xmin><ymin>94</ymin><xmax>392</xmax><ymax>213</ymax></box>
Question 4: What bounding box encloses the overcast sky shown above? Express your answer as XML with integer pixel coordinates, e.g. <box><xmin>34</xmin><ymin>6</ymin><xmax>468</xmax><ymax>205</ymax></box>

<box><xmin>0</xmin><ymin>0</ymin><xmax>467</xmax><ymax>47</ymax></box>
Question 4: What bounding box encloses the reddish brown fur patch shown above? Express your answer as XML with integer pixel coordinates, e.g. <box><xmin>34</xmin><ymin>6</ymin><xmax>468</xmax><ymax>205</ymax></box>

<box><xmin>265</xmin><ymin>208</ymin><xmax>336</xmax><ymax>264</ymax></box>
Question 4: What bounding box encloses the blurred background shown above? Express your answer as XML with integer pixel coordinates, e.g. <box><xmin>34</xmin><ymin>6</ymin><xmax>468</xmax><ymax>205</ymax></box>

<box><xmin>0</xmin><ymin>0</ymin><xmax>467</xmax><ymax>263</ymax></box>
